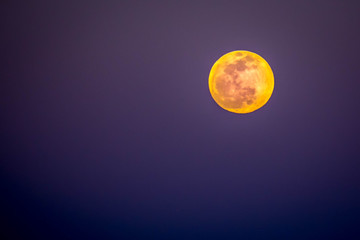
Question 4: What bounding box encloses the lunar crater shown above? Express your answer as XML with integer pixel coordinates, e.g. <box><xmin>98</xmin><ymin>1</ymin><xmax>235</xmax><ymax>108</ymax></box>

<box><xmin>215</xmin><ymin>74</ymin><xmax>256</xmax><ymax>108</ymax></box>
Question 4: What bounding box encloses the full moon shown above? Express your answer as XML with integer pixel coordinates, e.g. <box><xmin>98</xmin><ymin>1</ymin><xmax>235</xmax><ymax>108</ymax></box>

<box><xmin>209</xmin><ymin>50</ymin><xmax>274</xmax><ymax>114</ymax></box>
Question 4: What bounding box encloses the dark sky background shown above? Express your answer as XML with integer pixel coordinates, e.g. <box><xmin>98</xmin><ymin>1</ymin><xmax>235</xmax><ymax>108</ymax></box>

<box><xmin>1</xmin><ymin>1</ymin><xmax>360</xmax><ymax>239</ymax></box>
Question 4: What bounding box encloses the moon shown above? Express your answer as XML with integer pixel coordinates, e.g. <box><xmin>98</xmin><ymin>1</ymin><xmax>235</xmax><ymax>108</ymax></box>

<box><xmin>209</xmin><ymin>50</ymin><xmax>274</xmax><ymax>114</ymax></box>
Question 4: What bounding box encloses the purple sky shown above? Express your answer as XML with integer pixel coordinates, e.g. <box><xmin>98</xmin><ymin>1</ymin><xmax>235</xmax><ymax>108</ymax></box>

<box><xmin>1</xmin><ymin>1</ymin><xmax>360</xmax><ymax>239</ymax></box>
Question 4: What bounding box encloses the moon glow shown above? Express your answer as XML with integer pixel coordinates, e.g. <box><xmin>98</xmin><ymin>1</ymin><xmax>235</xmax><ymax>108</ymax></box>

<box><xmin>209</xmin><ymin>50</ymin><xmax>274</xmax><ymax>114</ymax></box>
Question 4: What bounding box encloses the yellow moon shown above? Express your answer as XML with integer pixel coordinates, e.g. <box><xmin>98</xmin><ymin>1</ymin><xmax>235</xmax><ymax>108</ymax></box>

<box><xmin>209</xmin><ymin>50</ymin><xmax>274</xmax><ymax>114</ymax></box>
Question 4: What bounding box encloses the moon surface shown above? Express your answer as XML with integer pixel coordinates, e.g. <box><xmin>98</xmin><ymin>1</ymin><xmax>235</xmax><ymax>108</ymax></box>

<box><xmin>209</xmin><ymin>50</ymin><xmax>274</xmax><ymax>114</ymax></box>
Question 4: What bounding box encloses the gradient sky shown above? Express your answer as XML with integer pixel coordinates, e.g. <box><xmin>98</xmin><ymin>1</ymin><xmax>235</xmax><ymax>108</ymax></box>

<box><xmin>1</xmin><ymin>1</ymin><xmax>360</xmax><ymax>239</ymax></box>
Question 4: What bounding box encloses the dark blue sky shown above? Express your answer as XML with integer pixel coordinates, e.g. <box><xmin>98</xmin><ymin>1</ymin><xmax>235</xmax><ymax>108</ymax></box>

<box><xmin>1</xmin><ymin>1</ymin><xmax>360</xmax><ymax>239</ymax></box>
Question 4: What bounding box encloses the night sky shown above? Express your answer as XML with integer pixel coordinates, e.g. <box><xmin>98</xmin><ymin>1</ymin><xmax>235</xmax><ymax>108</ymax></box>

<box><xmin>1</xmin><ymin>1</ymin><xmax>360</xmax><ymax>239</ymax></box>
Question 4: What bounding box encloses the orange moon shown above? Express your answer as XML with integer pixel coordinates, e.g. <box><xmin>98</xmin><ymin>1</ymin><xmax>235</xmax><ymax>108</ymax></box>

<box><xmin>209</xmin><ymin>50</ymin><xmax>274</xmax><ymax>114</ymax></box>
